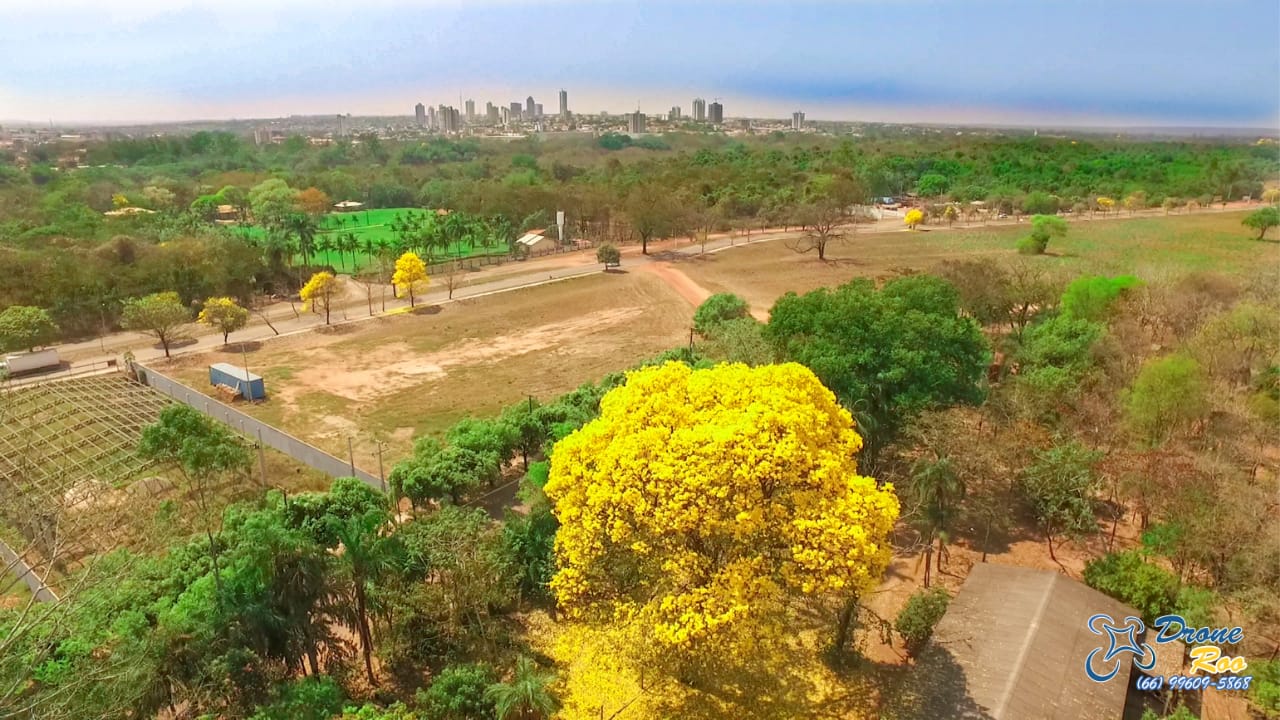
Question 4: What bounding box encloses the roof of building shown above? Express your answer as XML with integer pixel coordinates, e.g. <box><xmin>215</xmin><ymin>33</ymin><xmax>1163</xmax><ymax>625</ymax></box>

<box><xmin>515</xmin><ymin>231</ymin><xmax>549</xmax><ymax>246</ymax></box>
<box><xmin>333</xmin><ymin>200</ymin><xmax>364</xmax><ymax>209</ymax></box>
<box><xmin>210</xmin><ymin>363</ymin><xmax>262</xmax><ymax>383</ymax></box>
<box><xmin>891</xmin><ymin>563</ymin><xmax>1183</xmax><ymax>720</ymax></box>
<box><xmin>103</xmin><ymin>206</ymin><xmax>156</xmax><ymax>217</ymax></box>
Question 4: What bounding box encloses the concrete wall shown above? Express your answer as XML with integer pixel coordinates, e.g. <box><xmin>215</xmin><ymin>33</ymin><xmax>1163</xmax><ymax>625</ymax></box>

<box><xmin>0</xmin><ymin>537</ymin><xmax>58</xmax><ymax>603</ymax></box>
<box><xmin>134</xmin><ymin>364</ymin><xmax>383</xmax><ymax>491</ymax></box>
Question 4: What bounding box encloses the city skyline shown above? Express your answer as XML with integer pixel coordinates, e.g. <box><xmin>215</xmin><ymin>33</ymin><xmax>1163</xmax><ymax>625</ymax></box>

<box><xmin>2</xmin><ymin>0</ymin><xmax>1277</xmax><ymax>128</ymax></box>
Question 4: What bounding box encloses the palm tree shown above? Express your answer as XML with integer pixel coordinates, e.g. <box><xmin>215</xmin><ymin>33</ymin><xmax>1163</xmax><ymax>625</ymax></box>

<box><xmin>286</xmin><ymin>212</ymin><xmax>319</xmax><ymax>266</ymax></box>
<box><xmin>487</xmin><ymin>657</ymin><xmax>558</xmax><ymax>720</ymax></box>
<box><xmin>333</xmin><ymin>512</ymin><xmax>395</xmax><ymax>686</ymax></box>
<box><xmin>911</xmin><ymin>456</ymin><xmax>965</xmax><ymax>588</ymax></box>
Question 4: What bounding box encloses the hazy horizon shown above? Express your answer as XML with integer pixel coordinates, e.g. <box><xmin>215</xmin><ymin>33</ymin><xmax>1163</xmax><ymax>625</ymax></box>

<box><xmin>3</xmin><ymin>0</ymin><xmax>1278</xmax><ymax>129</ymax></box>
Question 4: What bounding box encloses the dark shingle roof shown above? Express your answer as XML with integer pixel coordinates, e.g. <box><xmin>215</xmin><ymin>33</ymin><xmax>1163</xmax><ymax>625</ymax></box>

<box><xmin>891</xmin><ymin>563</ymin><xmax>1180</xmax><ymax>720</ymax></box>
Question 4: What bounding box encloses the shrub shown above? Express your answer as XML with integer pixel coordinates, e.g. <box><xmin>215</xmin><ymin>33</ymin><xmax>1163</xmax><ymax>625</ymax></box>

<box><xmin>1060</xmin><ymin>275</ymin><xmax>1142</xmax><ymax>321</ymax></box>
<box><xmin>1248</xmin><ymin>658</ymin><xmax>1280</xmax><ymax>718</ymax></box>
<box><xmin>416</xmin><ymin>664</ymin><xmax>496</xmax><ymax>720</ymax></box>
<box><xmin>1017</xmin><ymin>234</ymin><xmax>1047</xmax><ymax>255</ymax></box>
<box><xmin>251</xmin><ymin>676</ymin><xmax>345</xmax><ymax>720</ymax></box>
<box><xmin>1018</xmin><ymin>315</ymin><xmax>1104</xmax><ymax>371</ymax></box>
<box><xmin>693</xmin><ymin>293</ymin><xmax>750</xmax><ymax>334</ymax></box>
<box><xmin>895</xmin><ymin>587</ymin><xmax>951</xmax><ymax>656</ymax></box>
<box><xmin>1084</xmin><ymin>551</ymin><xmax>1178</xmax><ymax>623</ymax></box>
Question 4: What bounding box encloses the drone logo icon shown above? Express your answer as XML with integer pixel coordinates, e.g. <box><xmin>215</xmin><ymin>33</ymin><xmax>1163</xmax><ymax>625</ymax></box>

<box><xmin>1085</xmin><ymin>613</ymin><xmax>1157</xmax><ymax>683</ymax></box>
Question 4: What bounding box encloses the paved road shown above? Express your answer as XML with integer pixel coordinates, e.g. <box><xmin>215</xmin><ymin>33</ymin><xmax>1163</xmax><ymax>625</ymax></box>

<box><xmin>19</xmin><ymin>202</ymin><xmax>1256</xmax><ymax>382</ymax></box>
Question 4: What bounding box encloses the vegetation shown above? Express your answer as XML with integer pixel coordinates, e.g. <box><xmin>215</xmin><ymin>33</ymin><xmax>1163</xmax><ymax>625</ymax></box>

<box><xmin>120</xmin><ymin>291</ymin><xmax>190</xmax><ymax>358</ymax></box>
<box><xmin>692</xmin><ymin>292</ymin><xmax>750</xmax><ymax>334</ymax></box>
<box><xmin>0</xmin><ymin>305</ymin><xmax>58</xmax><ymax>352</ymax></box>
<box><xmin>594</xmin><ymin>243</ymin><xmax>619</xmax><ymax>269</ymax></box>
<box><xmin>198</xmin><ymin>296</ymin><xmax>250</xmax><ymax>344</ymax></box>
<box><xmin>894</xmin><ymin>588</ymin><xmax>950</xmax><ymax>656</ymax></box>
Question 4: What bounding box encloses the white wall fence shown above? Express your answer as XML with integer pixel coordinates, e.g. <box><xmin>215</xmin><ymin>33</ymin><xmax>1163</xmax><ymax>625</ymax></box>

<box><xmin>133</xmin><ymin>364</ymin><xmax>383</xmax><ymax>490</ymax></box>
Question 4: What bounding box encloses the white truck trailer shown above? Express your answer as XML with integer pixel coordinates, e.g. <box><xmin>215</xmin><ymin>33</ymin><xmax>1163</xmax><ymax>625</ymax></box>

<box><xmin>1</xmin><ymin>349</ymin><xmax>62</xmax><ymax>376</ymax></box>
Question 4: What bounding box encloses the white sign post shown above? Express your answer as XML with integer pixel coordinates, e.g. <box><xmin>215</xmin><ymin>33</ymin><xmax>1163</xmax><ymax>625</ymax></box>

<box><xmin>556</xmin><ymin>210</ymin><xmax>566</xmax><ymax>244</ymax></box>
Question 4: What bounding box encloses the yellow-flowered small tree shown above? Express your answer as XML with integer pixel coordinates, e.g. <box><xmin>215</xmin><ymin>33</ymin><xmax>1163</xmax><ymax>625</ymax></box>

<box><xmin>392</xmin><ymin>251</ymin><xmax>429</xmax><ymax>307</ymax></box>
<box><xmin>300</xmin><ymin>271</ymin><xmax>336</xmax><ymax>325</ymax></box>
<box><xmin>904</xmin><ymin>208</ymin><xmax>924</xmax><ymax>230</ymax></box>
<box><xmin>546</xmin><ymin>361</ymin><xmax>899</xmax><ymax>675</ymax></box>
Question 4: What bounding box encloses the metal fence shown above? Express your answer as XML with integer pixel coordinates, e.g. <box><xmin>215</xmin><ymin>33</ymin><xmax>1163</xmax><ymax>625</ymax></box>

<box><xmin>133</xmin><ymin>363</ymin><xmax>383</xmax><ymax>491</ymax></box>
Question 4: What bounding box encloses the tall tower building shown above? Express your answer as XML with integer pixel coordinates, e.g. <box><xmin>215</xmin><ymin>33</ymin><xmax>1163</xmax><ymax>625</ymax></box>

<box><xmin>627</xmin><ymin>111</ymin><xmax>646</xmax><ymax>134</ymax></box>
<box><xmin>693</xmin><ymin>98</ymin><xmax>706</xmax><ymax>122</ymax></box>
<box><xmin>708</xmin><ymin>101</ymin><xmax>723</xmax><ymax>124</ymax></box>
<box><xmin>792</xmin><ymin>111</ymin><xmax>805</xmax><ymax>131</ymax></box>
<box><xmin>558</xmin><ymin>89</ymin><xmax>569</xmax><ymax>119</ymax></box>
<box><xmin>486</xmin><ymin>102</ymin><xmax>498</xmax><ymax>124</ymax></box>
<box><xmin>535</xmin><ymin>103</ymin><xmax>543</xmax><ymax>119</ymax></box>
<box><xmin>510</xmin><ymin>102</ymin><xmax>523</xmax><ymax>121</ymax></box>
<box><xmin>668</xmin><ymin>106</ymin><xmax>681</xmax><ymax>121</ymax></box>
<box><xmin>427</xmin><ymin>106</ymin><xmax>437</xmax><ymax>130</ymax></box>
<box><xmin>526</xmin><ymin>96</ymin><xmax>536</xmax><ymax>119</ymax></box>
<box><xmin>414</xmin><ymin>103</ymin><xmax>426</xmax><ymax>126</ymax></box>
<box><xmin>464</xmin><ymin>99</ymin><xmax>475</xmax><ymax>123</ymax></box>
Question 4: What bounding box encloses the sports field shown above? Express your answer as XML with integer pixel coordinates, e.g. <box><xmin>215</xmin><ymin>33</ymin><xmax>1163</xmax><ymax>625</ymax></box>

<box><xmin>234</xmin><ymin>207</ymin><xmax>511</xmax><ymax>272</ymax></box>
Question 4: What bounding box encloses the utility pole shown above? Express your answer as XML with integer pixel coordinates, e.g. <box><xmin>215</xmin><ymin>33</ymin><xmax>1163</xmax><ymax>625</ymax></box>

<box><xmin>257</xmin><ymin>430</ymin><xmax>268</xmax><ymax>488</ymax></box>
<box><xmin>348</xmin><ymin>436</ymin><xmax>356</xmax><ymax>476</ymax></box>
<box><xmin>376</xmin><ymin>441</ymin><xmax>386</xmax><ymax>492</ymax></box>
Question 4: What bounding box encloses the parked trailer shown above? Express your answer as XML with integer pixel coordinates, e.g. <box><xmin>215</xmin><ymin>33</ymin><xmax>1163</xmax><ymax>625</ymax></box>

<box><xmin>209</xmin><ymin>363</ymin><xmax>265</xmax><ymax>400</ymax></box>
<box><xmin>1</xmin><ymin>349</ymin><xmax>61</xmax><ymax>376</ymax></box>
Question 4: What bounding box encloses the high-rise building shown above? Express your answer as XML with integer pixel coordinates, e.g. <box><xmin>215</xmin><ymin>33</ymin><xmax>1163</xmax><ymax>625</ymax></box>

<box><xmin>559</xmin><ymin>89</ymin><xmax>569</xmax><ymax>119</ymax></box>
<box><xmin>535</xmin><ymin>103</ymin><xmax>543</xmax><ymax>119</ymax></box>
<box><xmin>708</xmin><ymin>101</ymin><xmax>723</xmax><ymax>124</ymax></box>
<box><xmin>627</xmin><ymin>111</ymin><xmax>646</xmax><ymax>134</ymax></box>
<box><xmin>427</xmin><ymin>106</ymin><xmax>437</xmax><ymax>130</ymax></box>
<box><xmin>501</xmin><ymin>106</ymin><xmax>510</xmax><ymax>124</ymax></box>
<box><xmin>668</xmin><ymin>106</ymin><xmax>681</xmax><ymax>121</ymax></box>
<box><xmin>791</xmin><ymin>111</ymin><xmax>805</xmax><ymax>131</ymax></box>
<box><xmin>486</xmin><ymin>102</ymin><xmax>499</xmax><ymax>125</ymax></box>
<box><xmin>526</xmin><ymin>96</ymin><xmax>536</xmax><ymax>119</ymax></box>
<box><xmin>415</xmin><ymin>103</ymin><xmax>426</xmax><ymax>126</ymax></box>
<box><xmin>510</xmin><ymin>102</ymin><xmax>522</xmax><ymax>121</ymax></box>
<box><xmin>465</xmin><ymin>99</ymin><xmax>475</xmax><ymax>123</ymax></box>
<box><xmin>693</xmin><ymin>98</ymin><xmax>706</xmax><ymax>122</ymax></box>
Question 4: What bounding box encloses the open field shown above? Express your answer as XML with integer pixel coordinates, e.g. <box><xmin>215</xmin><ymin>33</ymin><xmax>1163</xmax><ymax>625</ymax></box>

<box><xmin>0</xmin><ymin>374</ymin><xmax>331</xmax><ymax>594</ymax></box>
<box><xmin>674</xmin><ymin>210</ymin><xmax>1276</xmax><ymax>314</ymax></box>
<box><xmin>168</xmin><ymin>270</ymin><xmax>694</xmax><ymax>471</ymax></box>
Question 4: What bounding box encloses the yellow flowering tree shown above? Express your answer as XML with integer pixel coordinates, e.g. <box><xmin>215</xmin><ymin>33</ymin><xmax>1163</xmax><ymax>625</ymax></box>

<box><xmin>904</xmin><ymin>208</ymin><xmax>924</xmax><ymax>230</ymax></box>
<box><xmin>392</xmin><ymin>251</ymin><xmax>429</xmax><ymax>307</ymax></box>
<box><xmin>546</xmin><ymin>361</ymin><xmax>899</xmax><ymax>669</ymax></box>
<box><xmin>1096</xmin><ymin>196</ymin><xmax>1116</xmax><ymax>214</ymax></box>
<box><xmin>197</xmin><ymin>296</ymin><xmax>249</xmax><ymax>345</ymax></box>
<box><xmin>300</xmin><ymin>271</ymin><xmax>336</xmax><ymax>325</ymax></box>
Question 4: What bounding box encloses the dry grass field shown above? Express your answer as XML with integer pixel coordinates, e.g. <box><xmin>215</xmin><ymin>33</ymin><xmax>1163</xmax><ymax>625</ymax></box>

<box><xmin>674</xmin><ymin>210</ymin><xmax>1276</xmax><ymax>315</ymax></box>
<box><xmin>169</xmin><ymin>270</ymin><xmax>693</xmax><ymax>470</ymax></box>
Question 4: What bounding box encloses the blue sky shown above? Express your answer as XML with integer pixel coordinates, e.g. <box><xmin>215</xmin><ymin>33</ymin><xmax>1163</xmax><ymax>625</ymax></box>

<box><xmin>2</xmin><ymin>0</ymin><xmax>1277</xmax><ymax>126</ymax></box>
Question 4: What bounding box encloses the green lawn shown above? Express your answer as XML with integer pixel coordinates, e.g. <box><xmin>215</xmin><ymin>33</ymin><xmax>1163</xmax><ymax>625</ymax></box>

<box><xmin>230</xmin><ymin>207</ymin><xmax>511</xmax><ymax>272</ymax></box>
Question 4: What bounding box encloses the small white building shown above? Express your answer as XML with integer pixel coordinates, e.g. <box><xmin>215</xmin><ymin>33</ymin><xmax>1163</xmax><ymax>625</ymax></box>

<box><xmin>515</xmin><ymin>229</ymin><xmax>557</xmax><ymax>254</ymax></box>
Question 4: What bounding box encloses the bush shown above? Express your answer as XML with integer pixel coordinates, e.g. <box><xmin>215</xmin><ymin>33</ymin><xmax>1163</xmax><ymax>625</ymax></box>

<box><xmin>1249</xmin><ymin>658</ymin><xmax>1280</xmax><ymax>718</ymax></box>
<box><xmin>417</xmin><ymin>664</ymin><xmax>497</xmax><ymax>720</ymax></box>
<box><xmin>1018</xmin><ymin>315</ymin><xmax>1104</xmax><ymax>371</ymax></box>
<box><xmin>1060</xmin><ymin>275</ymin><xmax>1142</xmax><ymax>321</ymax></box>
<box><xmin>1016</xmin><ymin>214</ymin><xmax>1068</xmax><ymax>254</ymax></box>
<box><xmin>895</xmin><ymin>587</ymin><xmax>950</xmax><ymax>656</ymax></box>
<box><xmin>1084</xmin><ymin>551</ymin><xmax>1178</xmax><ymax>623</ymax></box>
<box><xmin>1017</xmin><ymin>234</ymin><xmax>1047</xmax><ymax>255</ymax></box>
<box><xmin>251</xmin><ymin>676</ymin><xmax>346</xmax><ymax>720</ymax></box>
<box><xmin>693</xmin><ymin>293</ymin><xmax>750</xmax><ymax>334</ymax></box>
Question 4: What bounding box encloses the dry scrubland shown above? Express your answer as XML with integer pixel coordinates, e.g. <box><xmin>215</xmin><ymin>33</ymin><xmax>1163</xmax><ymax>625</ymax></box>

<box><xmin>169</xmin><ymin>211</ymin><xmax>1273</xmax><ymax>475</ymax></box>
<box><xmin>169</xmin><ymin>270</ymin><xmax>693</xmax><ymax>470</ymax></box>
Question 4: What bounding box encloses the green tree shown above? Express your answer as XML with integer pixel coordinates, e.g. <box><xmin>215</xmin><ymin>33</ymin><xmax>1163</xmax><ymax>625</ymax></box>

<box><xmin>249</xmin><ymin>178</ymin><xmax>298</xmax><ymax>230</ymax></box>
<box><xmin>911</xmin><ymin>457</ymin><xmax>965</xmax><ymax>587</ymax></box>
<box><xmin>0</xmin><ymin>305</ymin><xmax>58</xmax><ymax>352</ymax></box>
<box><xmin>334</xmin><ymin>509</ymin><xmax>396</xmax><ymax>686</ymax></box>
<box><xmin>625</xmin><ymin>184</ymin><xmax>681</xmax><ymax>255</ymax></box>
<box><xmin>1020</xmin><ymin>441</ymin><xmax>1101</xmax><ymax>561</ymax></box>
<box><xmin>894</xmin><ymin>587</ymin><xmax>950</xmax><ymax>657</ymax></box>
<box><xmin>1124</xmin><ymin>355</ymin><xmax>1209</xmax><ymax>447</ymax></box>
<box><xmin>139</xmin><ymin>405</ymin><xmax>252</xmax><ymax>600</ymax></box>
<box><xmin>693</xmin><ymin>293</ymin><xmax>750</xmax><ymax>335</ymax></box>
<box><xmin>250</xmin><ymin>676</ymin><xmax>345</xmax><ymax>720</ymax></box>
<box><xmin>1017</xmin><ymin>214</ymin><xmax>1068</xmax><ymax>255</ymax></box>
<box><xmin>595</xmin><ymin>243</ymin><xmax>620</xmax><ymax>269</ymax></box>
<box><xmin>486</xmin><ymin>657</ymin><xmax>558</xmax><ymax>720</ymax></box>
<box><xmin>1242</xmin><ymin>206</ymin><xmax>1280</xmax><ymax>240</ymax></box>
<box><xmin>121</xmin><ymin>291</ymin><xmax>190</xmax><ymax>358</ymax></box>
<box><xmin>765</xmin><ymin>275</ymin><xmax>990</xmax><ymax>471</ymax></box>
